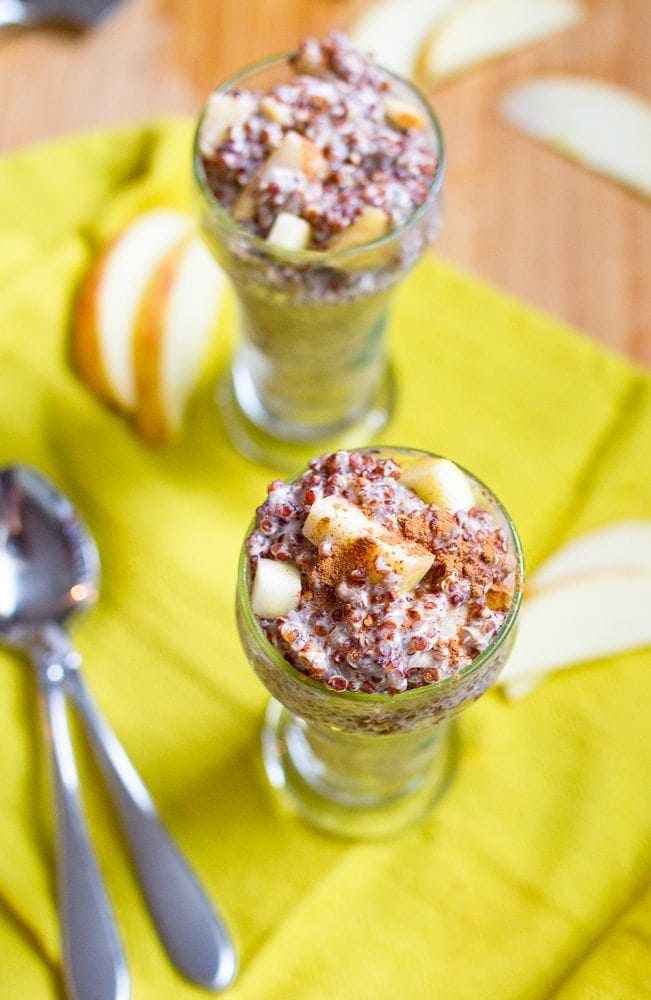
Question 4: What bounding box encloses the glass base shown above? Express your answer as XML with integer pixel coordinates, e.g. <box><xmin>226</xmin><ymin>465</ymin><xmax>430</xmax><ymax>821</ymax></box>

<box><xmin>261</xmin><ymin>699</ymin><xmax>458</xmax><ymax>839</ymax></box>
<box><xmin>217</xmin><ymin>366</ymin><xmax>395</xmax><ymax>471</ymax></box>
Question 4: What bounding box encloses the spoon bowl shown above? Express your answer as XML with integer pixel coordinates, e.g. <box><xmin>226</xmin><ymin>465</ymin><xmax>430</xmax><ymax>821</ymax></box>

<box><xmin>0</xmin><ymin>465</ymin><xmax>98</xmax><ymax>637</ymax></box>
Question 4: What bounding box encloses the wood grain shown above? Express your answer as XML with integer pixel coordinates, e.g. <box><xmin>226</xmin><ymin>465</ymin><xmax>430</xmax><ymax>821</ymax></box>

<box><xmin>0</xmin><ymin>0</ymin><xmax>649</xmax><ymax>364</ymax></box>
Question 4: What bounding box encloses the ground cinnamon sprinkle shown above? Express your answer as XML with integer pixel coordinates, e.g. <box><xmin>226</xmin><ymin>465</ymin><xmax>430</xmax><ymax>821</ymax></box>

<box><xmin>316</xmin><ymin>537</ymin><xmax>379</xmax><ymax>587</ymax></box>
<box><xmin>399</xmin><ymin>508</ymin><xmax>501</xmax><ymax>597</ymax></box>
<box><xmin>398</xmin><ymin>511</ymin><xmax>432</xmax><ymax>548</ymax></box>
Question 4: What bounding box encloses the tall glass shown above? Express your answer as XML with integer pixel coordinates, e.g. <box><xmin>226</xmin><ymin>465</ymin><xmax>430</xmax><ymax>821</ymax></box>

<box><xmin>194</xmin><ymin>56</ymin><xmax>445</xmax><ymax>468</ymax></box>
<box><xmin>236</xmin><ymin>448</ymin><xmax>524</xmax><ymax>838</ymax></box>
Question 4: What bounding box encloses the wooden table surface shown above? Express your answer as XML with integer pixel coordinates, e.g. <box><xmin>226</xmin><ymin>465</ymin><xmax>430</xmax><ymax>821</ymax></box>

<box><xmin>1</xmin><ymin>0</ymin><xmax>649</xmax><ymax>365</ymax></box>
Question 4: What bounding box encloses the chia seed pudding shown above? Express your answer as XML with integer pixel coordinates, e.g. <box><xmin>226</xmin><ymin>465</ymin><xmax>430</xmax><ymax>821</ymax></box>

<box><xmin>194</xmin><ymin>35</ymin><xmax>444</xmax><ymax>446</ymax></box>
<box><xmin>245</xmin><ymin>449</ymin><xmax>518</xmax><ymax>697</ymax></box>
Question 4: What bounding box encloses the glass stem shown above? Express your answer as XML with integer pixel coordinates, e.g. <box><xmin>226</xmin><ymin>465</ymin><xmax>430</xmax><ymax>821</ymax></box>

<box><xmin>284</xmin><ymin>709</ymin><xmax>454</xmax><ymax>808</ymax></box>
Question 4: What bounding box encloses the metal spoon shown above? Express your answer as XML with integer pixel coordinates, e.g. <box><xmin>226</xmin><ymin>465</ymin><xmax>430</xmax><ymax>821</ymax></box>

<box><xmin>0</xmin><ymin>465</ymin><xmax>237</xmax><ymax>998</ymax></box>
<box><xmin>0</xmin><ymin>0</ymin><xmax>124</xmax><ymax>32</ymax></box>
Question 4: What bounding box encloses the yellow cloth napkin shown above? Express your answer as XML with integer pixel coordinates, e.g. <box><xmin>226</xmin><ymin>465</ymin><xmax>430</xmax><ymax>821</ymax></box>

<box><xmin>0</xmin><ymin>120</ymin><xmax>650</xmax><ymax>1000</ymax></box>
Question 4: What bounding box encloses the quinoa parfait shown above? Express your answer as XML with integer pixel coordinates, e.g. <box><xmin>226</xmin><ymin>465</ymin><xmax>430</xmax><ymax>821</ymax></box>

<box><xmin>239</xmin><ymin>448</ymin><xmax>522</xmax><ymax>735</ymax></box>
<box><xmin>194</xmin><ymin>35</ymin><xmax>445</xmax><ymax>457</ymax></box>
<box><xmin>198</xmin><ymin>33</ymin><xmax>439</xmax><ymax>253</ymax></box>
<box><xmin>237</xmin><ymin>448</ymin><xmax>522</xmax><ymax>835</ymax></box>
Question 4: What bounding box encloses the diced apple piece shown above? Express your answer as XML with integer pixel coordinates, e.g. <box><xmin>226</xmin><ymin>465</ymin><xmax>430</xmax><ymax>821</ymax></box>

<box><xmin>293</xmin><ymin>40</ymin><xmax>329</xmax><ymax>77</ymax></box>
<box><xmin>349</xmin><ymin>0</ymin><xmax>458</xmax><ymax>80</ymax></box>
<box><xmin>266</xmin><ymin>213</ymin><xmax>312</xmax><ymax>251</ymax></box>
<box><xmin>266</xmin><ymin>131</ymin><xmax>328</xmax><ymax>179</ymax></box>
<box><xmin>499</xmin><ymin>570</ymin><xmax>651</xmax><ymax>699</ymax></box>
<box><xmin>531</xmin><ymin>521</ymin><xmax>651</xmax><ymax>592</ymax></box>
<box><xmin>233</xmin><ymin>132</ymin><xmax>328</xmax><ymax>223</ymax></box>
<box><xmin>419</xmin><ymin>0</ymin><xmax>584</xmax><ymax>87</ymax></box>
<box><xmin>73</xmin><ymin>210</ymin><xmax>191</xmax><ymax>411</ymax></box>
<box><xmin>199</xmin><ymin>93</ymin><xmax>255</xmax><ymax>157</ymax></box>
<box><xmin>328</xmin><ymin>207</ymin><xmax>390</xmax><ymax>252</ymax></box>
<box><xmin>260</xmin><ymin>96</ymin><xmax>292</xmax><ymax>126</ymax></box>
<box><xmin>233</xmin><ymin>187</ymin><xmax>256</xmax><ymax>223</ymax></box>
<box><xmin>303</xmin><ymin>495</ymin><xmax>375</xmax><ymax>547</ymax></box>
<box><xmin>133</xmin><ymin>237</ymin><xmax>226</xmax><ymax>444</ymax></box>
<box><xmin>400</xmin><ymin>457</ymin><xmax>474</xmax><ymax>512</ymax></box>
<box><xmin>384</xmin><ymin>97</ymin><xmax>426</xmax><ymax>130</ymax></box>
<box><xmin>501</xmin><ymin>76</ymin><xmax>651</xmax><ymax>201</ymax></box>
<box><xmin>251</xmin><ymin>558</ymin><xmax>302</xmax><ymax>618</ymax></box>
<box><xmin>303</xmin><ymin>495</ymin><xmax>434</xmax><ymax>594</ymax></box>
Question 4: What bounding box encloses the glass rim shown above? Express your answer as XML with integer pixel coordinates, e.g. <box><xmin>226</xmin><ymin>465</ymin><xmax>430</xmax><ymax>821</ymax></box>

<box><xmin>192</xmin><ymin>50</ymin><xmax>446</xmax><ymax>265</ymax></box>
<box><xmin>237</xmin><ymin>446</ymin><xmax>525</xmax><ymax>705</ymax></box>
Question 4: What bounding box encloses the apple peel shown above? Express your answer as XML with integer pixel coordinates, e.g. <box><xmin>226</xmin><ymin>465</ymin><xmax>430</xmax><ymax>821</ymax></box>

<box><xmin>419</xmin><ymin>0</ymin><xmax>584</xmax><ymax>87</ymax></box>
<box><xmin>499</xmin><ymin>569</ymin><xmax>651</xmax><ymax>699</ymax></box>
<box><xmin>501</xmin><ymin>76</ymin><xmax>651</xmax><ymax>201</ymax></box>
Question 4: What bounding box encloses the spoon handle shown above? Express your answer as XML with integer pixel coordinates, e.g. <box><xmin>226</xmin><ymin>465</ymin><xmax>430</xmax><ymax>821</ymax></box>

<box><xmin>37</xmin><ymin>658</ymin><xmax>130</xmax><ymax>1000</ymax></box>
<box><xmin>65</xmin><ymin>668</ymin><xmax>237</xmax><ymax>992</ymax></box>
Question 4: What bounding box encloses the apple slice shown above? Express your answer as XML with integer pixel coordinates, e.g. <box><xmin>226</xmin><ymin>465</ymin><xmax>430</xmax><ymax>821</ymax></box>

<box><xmin>198</xmin><ymin>92</ymin><xmax>256</xmax><ymax>157</ymax></box>
<box><xmin>419</xmin><ymin>0</ymin><xmax>584</xmax><ymax>87</ymax></box>
<box><xmin>499</xmin><ymin>570</ymin><xmax>651</xmax><ymax>699</ymax></box>
<box><xmin>303</xmin><ymin>495</ymin><xmax>434</xmax><ymax>593</ymax></box>
<box><xmin>349</xmin><ymin>0</ymin><xmax>458</xmax><ymax>80</ymax></box>
<box><xmin>531</xmin><ymin>521</ymin><xmax>651</xmax><ymax>592</ymax></box>
<box><xmin>328</xmin><ymin>207</ymin><xmax>389</xmax><ymax>252</ymax></box>
<box><xmin>266</xmin><ymin>213</ymin><xmax>312</xmax><ymax>251</ymax></box>
<box><xmin>501</xmin><ymin>76</ymin><xmax>651</xmax><ymax>201</ymax></box>
<box><xmin>132</xmin><ymin>236</ymin><xmax>226</xmax><ymax>444</ymax></box>
<box><xmin>73</xmin><ymin>210</ymin><xmax>190</xmax><ymax>411</ymax></box>
<box><xmin>400</xmin><ymin>457</ymin><xmax>474</xmax><ymax>512</ymax></box>
<box><xmin>251</xmin><ymin>558</ymin><xmax>302</xmax><ymax>618</ymax></box>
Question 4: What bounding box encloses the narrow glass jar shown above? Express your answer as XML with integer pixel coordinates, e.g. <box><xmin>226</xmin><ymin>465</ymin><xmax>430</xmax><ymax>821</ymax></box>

<box><xmin>236</xmin><ymin>447</ymin><xmax>524</xmax><ymax>838</ymax></box>
<box><xmin>194</xmin><ymin>56</ymin><xmax>445</xmax><ymax>469</ymax></box>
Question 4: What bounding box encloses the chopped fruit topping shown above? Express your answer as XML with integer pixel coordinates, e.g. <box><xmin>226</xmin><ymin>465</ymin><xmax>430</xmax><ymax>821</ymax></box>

<box><xmin>199</xmin><ymin>93</ymin><xmax>256</xmax><ymax>157</ymax></box>
<box><xmin>266</xmin><ymin>212</ymin><xmax>312</xmax><ymax>251</ymax></box>
<box><xmin>232</xmin><ymin>131</ymin><xmax>328</xmax><ymax>223</ymax></box>
<box><xmin>328</xmin><ymin>207</ymin><xmax>390</xmax><ymax>251</ymax></box>
<box><xmin>267</xmin><ymin>131</ymin><xmax>328</xmax><ymax>179</ymax></box>
<box><xmin>383</xmin><ymin>97</ymin><xmax>426</xmax><ymax>130</ymax></box>
<box><xmin>259</xmin><ymin>96</ymin><xmax>293</xmax><ymax>126</ymax></box>
<box><xmin>400</xmin><ymin>457</ymin><xmax>475</xmax><ymax>512</ymax></box>
<box><xmin>232</xmin><ymin>186</ymin><xmax>256</xmax><ymax>222</ymax></box>
<box><xmin>303</xmin><ymin>494</ymin><xmax>434</xmax><ymax>594</ymax></box>
<box><xmin>251</xmin><ymin>558</ymin><xmax>302</xmax><ymax>618</ymax></box>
